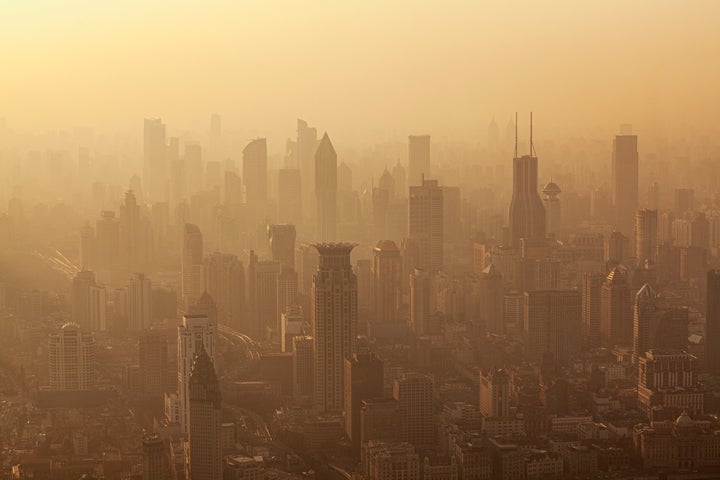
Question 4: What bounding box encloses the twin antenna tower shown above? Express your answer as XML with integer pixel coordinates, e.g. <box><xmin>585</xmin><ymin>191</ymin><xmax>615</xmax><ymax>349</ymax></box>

<box><xmin>514</xmin><ymin>112</ymin><xmax>536</xmax><ymax>159</ymax></box>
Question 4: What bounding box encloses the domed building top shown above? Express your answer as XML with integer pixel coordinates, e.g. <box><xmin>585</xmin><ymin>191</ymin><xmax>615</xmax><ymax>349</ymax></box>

<box><xmin>675</xmin><ymin>411</ymin><xmax>693</xmax><ymax>428</ymax></box>
<box><xmin>542</xmin><ymin>180</ymin><xmax>561</xmax><ymax>197</ymax></box>
<box><xmin>379</xmin><ymin>167</ymin><xmax>395</xmax><ymax>192</ymax></box>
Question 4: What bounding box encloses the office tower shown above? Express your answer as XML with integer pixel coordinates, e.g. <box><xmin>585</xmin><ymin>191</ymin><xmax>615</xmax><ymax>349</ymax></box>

<box><xmin>392</xmin><ymin>160</ymin><xmax>408</xmax><ymax>198</ymax></box>
<box><xmin>360</xmin><ymin>398</ymin><xmax>399</xmax><ymax>446</ymax></box>
<box><xmin>637</xmin><ymin>350</ymin><xmax>703</xmax><ymax>417</ymax></box>
<box><xmin>71</xmin><ymin>270</ymin><xmax>106</xmax><ymax>331</ymax></box>
<box><xmin>188</xmin><ymin>292</ymin><xmax>218</xmax><ymax>327</ymax></box>
<box><xmin>503</xmin><ymin>291</ymin><xmax>524</xmax><ymax>332</ymax></box>
<box><xmin>315</xmin><ymin>133</ymin><xmax>338</xmax><ymax>241</ymax></box>
<box><xmin>707</xmin><ymin>270</ymin><xmax>720</xmax><ymax>375</ymax></box>
<box><xmin>181</xmin><ymin>224</ymin><xmax>204</xmax><ymax>312</ymax></box>
<box><xmin>393</xmin><ymin>373</ymin><xmax>434</xmax><ymax>449</ymax></box>
<box><xmin>612</xmin><ymin>133</ymin><xmax>639</xmax><ymax>234</ymax></box>
<box><xmin>408</xmin><ymin>178</ymin><xmax>443</xmax><ymax>273</ymax></box>
<box><xmin>479</xmin><ymin>368</ymin><xmax>510</xmax><ymax>417</ymax></box>
<box><xmin>119</xmin><ymin>190</ymin><xmax>151</xmax><ymax>271</ymax></box>
<box><xmin>344</xmin><ymin>353</ymin><xmax>384</xmax><ymax>451</ymax></box>
<box><xmin>184</xmin><ymin>348</ymin><xmax>222</xmax><ymax>480</ymax></box>
<box><xmin>278</xmin><ymin>168</ymin><xmax>302</xmax><ymax>224</ymax></box>
<box><xmin>372</xmin><ymin>240</ymin><xmax>403</xmax><ymax>326</ymax></box>
<box><xmin>604</xmin><ymin>230</ymin><xmax>626</xmax><ymax>266</ymax></box>
<box><xmin>204</xmin><ymin>252</ymin><xmax>245</xmax><ymax>328</ymax></box>
<box><xmin>139</xmin><ymin>333</ymin><xmax>168</xmax><ymax>402</ymax></box>
<box><xmin>636</xmin><ymin>209</ymin><xmax>658</xmax><ymax>264</ymax></box>
<box><xmin>292</xmin><ymin>335</ymin><xmax>314</xmax><ymax>399</ymax></box>
<box><xmin>523</xmin><ymin>290</ymin><xmax>581</xmax><ymax>364</ymax></box>
<box><xmin>477</xmin><ymin>264</ymin><xmax>504</xmax><ymax>333</ymax></box>
<box><xmin>224</xmin><ymin>171</ymin><xmax>242</xmax><ymax>206</ymax></box>
<box><xmin>142</xmin><ymin>434</ymin><xmax>176</xmax><ymax>480</ymax></box>
<box><xmin>508</xmin><ymin>118</ymin><xmax>546</xmax><ymax>247</ymax></box>
<box><xmin>408</xmin><ymin>135</ymin><xmax>430</xmax><ymax>187</ymax></box>
<box><xmin>581</xmin><ymin>273</ymin><xmax>604</xmax><ymax>348</ymax></box>
<box><xmin>297</xmin><ymin>119</ymin><xmax>318</xmax><ymax>220</ymax></box>
<box><xmin>312</xmin><ymin>243</ymin><xmax>358</xmax><ymax>412</ymax></box>
<box><xmin>674</xmin><ymin>188</ymin><xmax>695</xmax><ymax>214</ymax></box>
<box><xmin>409</xmin><ymin>269</ymin><xmax>432</xmax><ymax>336</ymax></box>
<box><xmin>542</xmin><ymin>180</ymin><xmax>561</xmax><ymax>238</ymax></box>
<box><xmin>600</xmin><ymin>265</ymin><xmax>633</xmax><ymax>346</ymax></box>
<box><xmin>250</xmin><ymin>259</ymin><xmax>281</xmax><ymax>337</ymax></box>
<box><xmin>177</xmin><ymin>314</ymin><xmax>216</xmax><ymax>433</ymax></box>
<box><xmin>49</xmin><ymin>322</ymin><xmax>95</xmax><ymax>391</ymax></box>
<box><xmin>362</xmin><ymin>441</ymin><xmax>421</xmax><ymax>480</ymax></box>
<box><xmin>95</xmin><ymin>211</ymin><xmax>120</xmax><ymax>271</ymax></box>
<box><xmin>126</xmin><ymin>273</ymin><xmax>152</xmax><ymax>331</ymax></box>
<box><xmin>295</xmin><ymin>244</ymin><xmax>319</xmax><ymax>295</ymax></box>
<box><xmin>242</xmin><ymin>138</ymin><xmax>268</xmax><ymax>224</ymax></box>
<box><xmin>144</xmin><ymin>118</ymin><xmax>167</xmax><ymax>202</ymax></box>
<box><xmin>632</xmin><ymin>284</ymin><xmax>689</xmax><ymax>364</ymax></box>
<box><xmin>281</xmin><ymin>306</ymin><xmax>305</xmax><ymax>353</ymax></box>
<box><xmin>268</xmin><ymin>224</ymin><xmax>296</xmax><ymax>272</ymax></box>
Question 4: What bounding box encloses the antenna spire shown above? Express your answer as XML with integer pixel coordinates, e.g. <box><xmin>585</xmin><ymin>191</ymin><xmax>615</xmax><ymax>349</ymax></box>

<box><xmin>514</xmin><ymin>112</ymin><xmax>518</xmax><ymax>159</ymax></box>
<box><xmin>530</xmin><ymin>112</ymin><xmax>533</xmax><ymax>157</ymax></box>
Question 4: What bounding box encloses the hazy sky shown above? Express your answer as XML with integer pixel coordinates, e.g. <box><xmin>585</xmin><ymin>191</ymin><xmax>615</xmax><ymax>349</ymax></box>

<box><xmin>2</xmin><ymin>0</ymin><xmax>719</xmax><ymax>142</ymax></box>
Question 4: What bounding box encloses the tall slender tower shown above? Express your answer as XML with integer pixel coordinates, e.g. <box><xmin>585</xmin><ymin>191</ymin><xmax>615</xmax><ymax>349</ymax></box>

<box><xmin>72</xmin><ymin>270</ymin><xmax>106</xmax><ymax>332</ymax></box>
<box><xmin>371</xmin><ymin>240</ymin><xmax>403</xmax><ymax>326</ymax></box>
<box><xmin>177</xmin><ymin>314</ymin><xmax>216</xmax><ymax>433</ymax></box>
<box><xmin>600</xmin><ymin>265</ymin><xmax>633</xmax><ymax>346</ymax></box>
<box><xmin>143</xmin><ymin>118</ymin><xmax>167</xmax><ymax>202</ymax></box>
<box><xmin>185</xmin><ymin>347</ymin><xmax>222</xmax><ymax>480</ymax></box>
<box><xmin>181</xmin><ymin>224</ymin><xmax>204</xmax><ymax>312</ymax></box>
<box><xmin>312</xmin><ymin>243</ymin><xmax>358</xmax><ymax>412</ymax></box>
<box><xmin>508</xmin><ymin>113</ymin><xmax>546</xmax><ymax>247</ymax></box>
<box><xmin>636</xmin><ymin>209</ymin><xmax>658</xmax><ymax>264</ymax></box>
<box><xmin>315</xmin><ymin>133</ymin><xmax>338</xmax><ymax>241</ymax></box>
<box><xmin>408</xmin><ymin>135</ymin><xmax>431</xmax><ymax>187</ymax></box>
<box><xmin>49</xmin><ymin>323</ymin><xmax>96</xmax><ymax>391</ymax></box>
<box><xmin>708</xmin><ymin>271</ymin><xmax>720</xmax><ymax>375</ymax></box>
<box><xmin>542</xmin><ymin>180</ymin><xmax>562</xmax><ymax>238</ymax></box>
<box><xmin>243</xmin><ymin>138</ymin><xmax>268</xmax><ymax>226</ymax></box>
<box><xmin>127</xmin><ymin>272</ymin><xmax>152</xmax><ymax>331</ymax></box>
<box><xmin>612</xmin><ymin>133</ymin><xmax>639</xmax><ymax>234</ymax></box>
<box><xmin>408</xmin><ymin>178</ymin><xmax>444</xmax><ymax>273</ymax></box>
<box><xmin>298</xmin><ymin>119</ymin><xmax>318</xmax><ymax>221</ymax></box>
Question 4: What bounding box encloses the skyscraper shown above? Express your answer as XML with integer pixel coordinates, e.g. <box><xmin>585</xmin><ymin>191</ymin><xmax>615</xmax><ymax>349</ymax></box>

<box><xmin>127</xmin><ymin>272</ymin><xmax>152</xmax><ymax>331</ymax></box>
<box><xmin>181</xmin><ymin>224</ymin><xmax>204</xmax><ymax>312</ymax></box>
<box><xmin>612</xmin><ymin>134</ymin><xmax>639</xmax><ymax>234</ymax></box>
<box><xmin>204</xmin><ymin>252</ymin><xmax>245</xmax><ymax>329</ymax></box>
<box><xmin>297</xmin><ymin>119</ymin><xmax>318</xmax><ymax>221</ymax></box>
<box><xmin>292</xmin><ymin>335</ymin><xmax>314</xmax><ymax>400</ymax></box>
<box><xmin>477</xmin><ymin>264</ymin><xmax>504</xmax><ymax>334</ymax></box>
<box><xmin>242</xmin><ymin>138</ymin><xmax>268</xmax><ymax>225</ymax></box>
<box><xmin>479</xmin><ymin>368</ymin><xmax>510</xmax><ymax>417</ymax></box>
<box><xmin>71</xmin><ymin>270</ymin><xmax>106</xmax><ymax>331</ymax></box>
<box><xmin>119</xmin><ymin>190</ymin><xmax>151</xmax><ymax>271</ymax></box>
<box><xmin>142</xmin><ymin>434</ymin><xmax>176</xmax><ymax>480</ymax></box>
<box><xmin>581</xmin><ymin>272</ymin><xmax>604</xmax><ymax>348</ymax></box>
<box><xmin>344</xmin><ymin>353</ymin><xmax>384</xmax><ymax>452</ymax></box>
<box><xmin>408</xmin><ymin>135</ymin><xmax>430</xmax><ymax>187</ymax></box>
<box><xmin>268</xmin><ymin>224</ymin><xmax>296</xmax><ymax>272</ymax></box>
<box><xmin>508</xmin><ymin>117</ymin><xmax>546</xmax><ymax>248</ymax></box>
<box><xmin>315</xmin><ymin>133</ymin><xmax>338</xmax><ymax>241</ymax></box>
<box><xmin>523</xmin><ymin>290</ymin><xmax>581</xmax><ymax>364</ymax></box>
<box><xmin>707</xmin><ymin>270</ymin><xmax>720</xmax><ymax>375</ymax></box>
<box><xmin>249</xmin><ymin>259</ymin><xmax>281</xmax><ymax>338</ymax></box>
<box><xmin>371</xmin><ymin>240</ymin><xmax>403</xmax><ymax>327</ymax></box>
<box><xmin>312</xmin><ymin>243</ymin><xmax>358</xmax><ymax>412</ymax></box>
<box><xmin>636</xmin><ymin>209</ymin><xmax>658</xmax><ymax>265</ymax></box>
<box><xmin>633</xmin><ymin>284</ymin><xmax>689</xmax><ymax>364</ymax></box>
<box><xmin>49</xmin><ymin>322</ymin><xmax>96</xmax><ymax>391</ymax></box>
<box><xmin>393</xmin><ymin>373</ymin><xmax>434</xmax><ymax>449</ymax></box>
<box><xmin>408</xmin><ymin>178</ymin><xmax>443</xmax><ymax>273</ymax></box>
<box><xmin>409</xmin><ymin>269</ymin><xmax>433</xmax><ymax>336</ymax></box>
<box><xmin>144</xmin><ymin>118</ymin><xmax>167</xmax><ymax>202</ymax></box>
<box><xmin>600</xmin><ymin>265</ymin><xmax>633</xmax><ymax>346</ymax></box>
<box><xmin>184</xmin><ymin>347</ymin><xmax>222</xmax><ymax>480</ymax></box>
<box><xmin>177</xmin><ymin>314</ymin><xmax>216</xmax><ymax>433</ymax></box>
<box><xmin>278</xmin><ymin>168</ymin><xmax>302</xmax><ymax>224</ymax></box>
<box><xmin>139</xmin><ymin>332</ymin><xmax>168</xmax><ymax>403</ymax></box>
<box><xmin>542</xmin><ymin>180</ymin><xmax>561</xmax><ymax>238</ymax></box>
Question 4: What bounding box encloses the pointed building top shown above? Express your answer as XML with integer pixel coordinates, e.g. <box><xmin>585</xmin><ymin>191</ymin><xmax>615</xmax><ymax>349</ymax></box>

<box><xmin>316</xmin><ymin>132</ymin><xmax>336</xmax><ymax>158</ymax></box>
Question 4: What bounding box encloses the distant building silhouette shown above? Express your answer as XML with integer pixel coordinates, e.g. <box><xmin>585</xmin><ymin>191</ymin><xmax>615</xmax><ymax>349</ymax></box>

<box><xmin>72</xmin><ymin>270</ymin><xmax>106</xmax><ymax>331</ymax></box>
<box><xmin>612</xmin><ymin>133</ymin><xmax>639</xmax><ymax>234</ymax></box>
<box><xmin>409</xmin><ymin>178</ymin><xmax>443</xmax><ymax>273</ymax></box>
<box><xmin>49</xmin><ymin>323</ymin><xmax>95</xmax><ymax>391</ymax></box>
<box><xmin>177</xmin><ymin>314</ymin><xmax>216</xmax><ymax>433</ymax></box>
<box><xmin>181</xmin><ymin>224</ymin><xmax>204</xmax><ymax>313</ymax></box>
<box><xmin>707</xmin><ymin>270</ymin><xmax>720</xmax><ymax>375</ymax></box>
<box><xmin>315</xmin><ymin>133</ymin><xmax>338</xmax><ymax>241</ymax></box>
<box><xmin>408</xmin><ymin>135</ymin><xmax>430</xmax><ymax>187</ymax></box>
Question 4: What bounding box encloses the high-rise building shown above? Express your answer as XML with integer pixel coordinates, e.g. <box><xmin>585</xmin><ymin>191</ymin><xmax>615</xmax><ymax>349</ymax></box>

<box><xmin>243</xmin><ymin>138</ymin><xmax>268</xmax><ymax>225</ymax></box>
<box><xmin>581</xmin><ymin>273</ymin><xmax>604</xmax><ymax>348</ymax></box>
<box><xmin>139</xmin><ymin>332</ymin><xmax>168</xmax><ymax>402</ymax></box>
<box><xmin>292</xmin><ymin>335</ymin><xmax>314</xmax><ymax>400</ymax></box>
<box><xmin>182</xmin><ymin>224</ymin><xmax>204</xmax><ymax>312</ymax></box>
<box><xmin>392</xmin><ymin>160</ymin><xmax>408</xmax><ymax>198</ymax></box>
<box><xmin>71</xmin><ymin>270</ymin><xmax>106</xmax><ymax>331</ymax></box>
<box><xmin>409</xmin><ymin>269</ymin><xmax>432</xmax><ymax>336</ymax></box>
<box><xmin>278</xmin><ymin>168</ymin><xmax>302</xmax><ymax>224</ymax></box>
<box><xmin>372</xmin><ymin>240</ymin><xmax>403</xmax><ymax>326</ymax></box>
<box><xmin>636</xmin><ymin>209</ymin><xmax>658</xmax><ymax>265</ymax></box>
<box><xmin>295</xmin><ymin>243</ymin><xmax>319</xmax><ymax>295</ymax></box>
<box><xmin>393</xmin><ymin>373</ymin><xmax>434</xmax><ymax>449</ymax></box>
<box><xmin>204</xmin><ymin>252</ymin><xmax>245</xmax><ymax>329</ymax></box>
<box><xmin>249</xmin><ymin>259</ymin><xmax>281</xmax><ymax>338</ymax></box>
<box><xmin>508</xmin><ymin>137</ymin><xmax>546</xmax><ymax>248</ymax></box>
<box><xmin>612</xmin><ymin>134</ymin><xmax>639</xmax><ymax>234</ymax></box>
<box><xmin>479</xmin><ymin>368</ymin><xmax>511</xmax><ymax>417</ymax></box>
<box><xmin>360</xmin><ymin>398</ymin><xmax>399</xmax><ymax>446</ymax></box>
<box><xmin>315</xmin><ymin>133</ymin><xmax>338</xmax><ymax>241</ymax></box>
<box><xmin>127</xmin><ymin>272</ymin><xmax>152</xmax><ymax>331</ymax></box>
<box><xmin>144</xmin><ymin>118</ymin><xmax>167</xmax><ymax>202</ymax></box>
<box><xmin>142</xmin><ymin>434</ymin><xmax>176</xmax><ymax>480</ymax></box>
<box><xmin>362</xmin><ymin>441</ymin><xmax>420</xmax><ymax>480</ymax></box>
<box><xmin>177</xmin><ymin>314</ymin><xmax>216</xmax><ymax>433</ymax></box>
<box><xmin>344</xmin><ymin>353</ymin><xmax>384</xmax><ymax>452</ymax></box>
<box><xmin>268</xmin><ymin>224</ymin><xmax>296</xmax><ymax>272</ymax></box>
<box><xmin>604</xmin><ymin>230</ymin><xmax>627</xmax><ymax>266</ymax></box>
<box><xmin>674</xmin><ymin>188</ymin><xmax>695</xmax><ymax>215</ymax></box>
<box><xmin>49</xmin><ymin>322</ymin><xmax>95</xmax><ymax>391</ymax></box>
<box><xmin>477</xmin><ymin>264</ymin><xmax>504</xmax><ymax>334</ymax></box>
<box><xmin>637</xmin><ymin>350</ymin><xmax>703</xmax><ymax>417</ymax></box>
<box><xmin>281</xmin><ymin>306</ymin><xmax>305</xmax><ymax>353</ymax></box>
<box><xmin>408</xmin><ymin>178</ymin><xmax>443</xmax><ymax>273</ymax></box>
<box><xmin>95</xmin><ymin>211</ymin><xmax>120</xmax><ymax>271</ymax></box>
<box><xmin>600</xmin><ymin>265</ymin><xmax>633</xmax><ymax>347</ymax></box>
<box><xmin>119</xmin><ymin>190</ymin><xmax>152</xmax><ymax>271</ymax></box>
<box><xmin>297</xmin><ymin>119</ymin><xmax>318</xmax><ymax>221</ymax></box>
<box><xmin>542</xmin><ymin>181</ymin><xmax>562</xmax><ymax>238</ymax></box>
<box><xmin>408</xmin><ymin>135</ymin><xmax>430</xmax><ymax>187</ymax></box>
<box><xmin>312</xmin><ymin>243</ymin><xmax>358</xmax><ymax>412</ymax></box>
<box><xmin>706</xmin><ymin>270</ymin><xmax>720</xmax><ymax>375</ymax></box>
<box><xmin>523</xmin><ymin>290</ymin><xmax>581</xmax><ymax>364</ymax></box>
<box><xmin>184</xmin><ymin>347</ymin><xmax>222</xmax><ymax>480</ymax></box>
<box><xmin>632</xmin><ymin>284</ymin><xmax>689</xmax><ymax>365</ymax></box>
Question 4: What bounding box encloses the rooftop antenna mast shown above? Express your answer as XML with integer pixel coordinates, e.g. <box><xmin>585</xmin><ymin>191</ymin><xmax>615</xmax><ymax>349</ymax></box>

<box><xmin>514</xmin><ymin>112</ymin><xmax>518</xmax><ymax>159</ymax></box>
<box><xmin>530</xmin><ymin>112</ymin><xmax>537</xmax><ymax>157</ymax></box>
